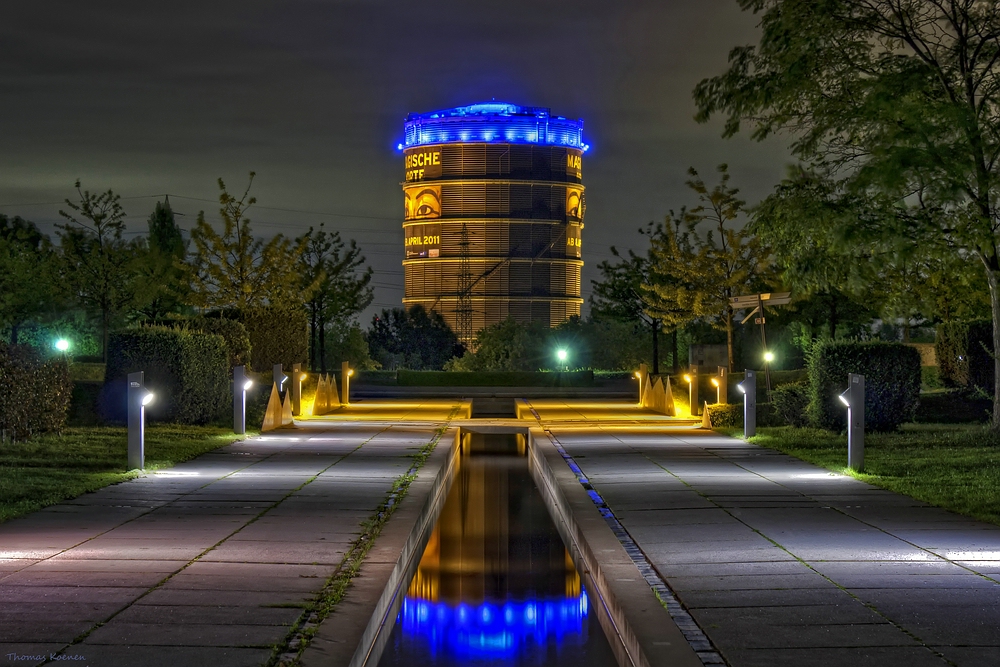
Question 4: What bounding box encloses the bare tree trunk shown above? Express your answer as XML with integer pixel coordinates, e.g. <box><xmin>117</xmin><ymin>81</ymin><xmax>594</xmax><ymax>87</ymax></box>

<box><xmin>102</xmin><ymin>309</ymin><xmax>110</xmax><ymax>363</ymax></box>
<box><xmin>651</xmin><ymin>318</ymin><xmax>660</xmax><ymax>375</ymax></box>
<box><xmin>671</xmin><ymin>330</ymin><xmax>679</xmax><ymax>375</ymax></box>
<box><xmin>725</xmin><ymin>307</ymin><xmax>735</xmax><ymax>371</ymax></box>
<box><xmin>319</xmin><ymin>321</ymin><xmax>327</xmax><ymax>376</ymax></box>
<box><xmin>984</xmin><ymin>261</ymin><xmax>1000</xmax><ymax>430</ymax></box>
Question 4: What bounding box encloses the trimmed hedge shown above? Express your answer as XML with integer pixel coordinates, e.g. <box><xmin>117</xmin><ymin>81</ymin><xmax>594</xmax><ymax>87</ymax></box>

<box><xmin>807</xmin><ymin>340</ymin><xmax>921</xmax><ymax>432</ymax></box>
<box><xmin>194</xmin><ymin>317</ymin><xmax>251</xmax><ymax>369</ymax></box>
<box><xmin>103</xmin><ymin>327</ymin><xmax>229</xmax><ymax>424</ymax></box>
<box><xmin>397</xmin><ymin>370</ymin><xmax>595</xmax><ymax>387</ymax></box>
<box><xmin>0</xmin><ymin>343</ymin><xmax>72</xmax><ymax>440</ymax></box>
<box><xmin>706</xmin><ymin>402</ymin><xmax>781</xmax><ymax>428</ymax></box>
<box><xmin>936</xmin><ymin>319</ymin><xmax>993</xmax><ymax>392</ymax></box>
<box><xmin>770</xmin><ymin>381</ymin><xmax>810</xmax><ymax>427</ymax></box>
<box><xmin>242</xmin><ymin>305</ymin><xmax>308</xmax><ymax>372</ymax></box>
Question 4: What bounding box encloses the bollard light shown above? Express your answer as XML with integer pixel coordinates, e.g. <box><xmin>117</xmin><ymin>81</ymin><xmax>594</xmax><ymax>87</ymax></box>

<box><xmin>234</xmin><ymin>365</ymin><xmax>252</xmax><ymax>434</ymax></box>
<box><xmin>842</xmin><ymin>373</ymin><xmax>865</xmax><ymax>471</ymax></box>
<box><xmin>291</xmin><ymin>363</ymin><xmax>302</xmax><ymax>416</ymax></box>
<box><xmin>341</xmin><ymin>361</ymin><xmax>352</xmax><ymax>405</ymax></box>
<box><xmin>634</xmin><ymin>370</ymin><xmax>643</xmax><ymax>405</ymax></box>
<box><xmin>738</xmin><ymin>369</ymin><xmax>756</xmax><ymax>438</ymax></box>
<box><xmin>127</xmin><ymin>371</ymin><xmax>153</xmax><ymax>470</ymax></box>
<box><xmin>685</xmin><ymin>369</ymin><xmax>700</xmax><ymax>416</ymax></box>
<box><xmin>711</xmin><ymin>377</ymin><xmax>721</xmax><ymax>404</ymax></box>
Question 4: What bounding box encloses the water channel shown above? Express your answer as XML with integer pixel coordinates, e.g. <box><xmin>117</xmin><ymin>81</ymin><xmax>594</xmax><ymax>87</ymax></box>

<box><xmin>377</xmin><ymin>433</ymin><xmax>618</xmax><ymax>667</ymax></box>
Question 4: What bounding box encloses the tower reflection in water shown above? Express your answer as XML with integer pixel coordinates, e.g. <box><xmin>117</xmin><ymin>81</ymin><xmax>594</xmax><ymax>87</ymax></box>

<box><xmin>379</xmin><ymin>433</ymin><xmax>616</xmax><ymax>666</ymax></box>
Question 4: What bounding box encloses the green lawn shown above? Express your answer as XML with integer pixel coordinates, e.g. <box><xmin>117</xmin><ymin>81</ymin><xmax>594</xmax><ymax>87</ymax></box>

<box><xmin>726</xmin><ymin>424</ymin><xmax>1000</xmax><ymax>526</ymax></box>
<box><xmin>0</xmin><ymin>425</ymin><xmax>250</xmax><ymax>524</ymax></box>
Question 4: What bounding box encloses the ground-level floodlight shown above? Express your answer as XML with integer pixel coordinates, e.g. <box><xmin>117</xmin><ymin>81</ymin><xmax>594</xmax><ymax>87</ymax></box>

<box><xmin>341</xmin><ymin>361</ymin><xmax>352</xmax><ymax>405</ymax></box>
<box><xmin>54</xmin><ymin>338</ymin><xmax>70</xmax><ymax>352</ymax></box>
<box><xmin>684</xmin><ymin>369</ymin><xmax>699</xmax><ymax>416</ymax></box>
<box><xmin>127</xmin><ymin>371</ymin><xmax>154</xmax><ymax>470</ymax></box>
<box><xmin>233</xmin><ymin>365</ymin><xmax>252</xmax><ymax>435</ymax></box>
<box><xmin>841</xmin><ymin>373</ymin><xmax>865</xmax><ymax>471</ymax></box>
<box><xmin>291</xmin><ymin>363</ymin><xmax>302</xmax><ymax>415</ymax></box>
<box><xmin>738</xmin><ymin>369</ymin><xmax>756</xmax><ymax>438</ymax></box>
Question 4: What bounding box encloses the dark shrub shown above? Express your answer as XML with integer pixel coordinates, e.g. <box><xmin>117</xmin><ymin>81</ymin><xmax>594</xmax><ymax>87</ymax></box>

<box><xmin>807</xmin><ymin>340</ymin><xmax>921</xmax><ymax>432</ymax></box>
<box><xmin>771</xmin><ymin>381</ymin><xmax>810</xmax><ymax>427</ymax></box>
<box><xmin>706</xmin><ymin>402</ymin><xmax>780</xmax><ymax>428</ymax></box>
<box><xmin>241</xmin><ymin>305</ymin><xmax>308</xmax><ymax>372</ymax></box>
<box><xmin>936</xmin><ymin>319</ymin><xmax>993</xmax><ymax>392</ymax></box>
<box><xmin>194</xmin><ymin>317</ymin><xmax>251</xmax><ymax>369</ymax></box>
<box><xmin>0</xmin><ymin>343</ymin><xmax>72</xmax><ymax>440</ymax></box>
<box><xmin>103</xmin><ymin>327</ymin><xmax>228</xmax><ymax>424</ymax></box>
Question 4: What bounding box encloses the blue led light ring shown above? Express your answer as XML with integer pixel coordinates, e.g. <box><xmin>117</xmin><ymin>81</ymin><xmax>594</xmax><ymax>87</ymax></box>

<box><xmin>400</xmin><ymin>102</ymin><xmax>588</xmax><ymax>151</ymax></box>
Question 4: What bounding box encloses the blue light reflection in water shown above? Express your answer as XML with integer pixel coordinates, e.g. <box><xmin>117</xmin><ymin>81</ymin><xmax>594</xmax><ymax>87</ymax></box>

<box><xmin>398</xmin><ymin>591</ymin><xmax>590</xmax><ymax>660</ymax></box>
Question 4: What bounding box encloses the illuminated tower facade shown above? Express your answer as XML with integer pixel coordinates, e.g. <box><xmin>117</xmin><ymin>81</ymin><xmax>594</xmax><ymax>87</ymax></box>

<box><xmin>401</xmin><ymin>102</ymin><xmax>587</xmax><ymax>345</ymax></box>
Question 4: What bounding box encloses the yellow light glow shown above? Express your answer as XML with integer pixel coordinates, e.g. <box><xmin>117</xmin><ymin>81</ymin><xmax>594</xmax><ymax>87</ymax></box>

<box><xmin>301</xmin><ymin>373</ymin><xmax>308</xmax><ymax>380</ymax></box>
<box><xmin>347</xmin><ymin>369</ymin><xmax>354</xmax><ymax>377</ymax></box>
<box><xmin>683</xmin><ymin>374</ymin><xmax>691</xmax><ymax>383</ymax></box>
<box><xmin>711</xmin><ymin>378</ymin><xmax>719</xmax><ymax>387</ymax></box>
<box><xmin>764</xmin><ymin>351</ymin><xmax>775</xmax><ymax>363</ymax></box>
<box><xmin>634</xmin><ymin>372</ymin><xmax>641</xmax><ymax>379</ymax></box>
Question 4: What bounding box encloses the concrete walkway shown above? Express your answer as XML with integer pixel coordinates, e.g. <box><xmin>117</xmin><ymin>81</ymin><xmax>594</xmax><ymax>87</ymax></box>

<box><xmin>0</xmin><ymin>419</ymin><xmax>447</xmax><ymax>667</ymax></box>
<box><xmin>542</xmin><ymin>423</ymin><xmax>1000</xmax><ymax>667</ymax></box>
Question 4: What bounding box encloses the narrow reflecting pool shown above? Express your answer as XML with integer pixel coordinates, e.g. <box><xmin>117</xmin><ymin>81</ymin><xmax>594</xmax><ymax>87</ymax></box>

<box><xmin>378</xmin><ymin>433</ymin><xmax>618</xmax><ymax>667</ymax></box>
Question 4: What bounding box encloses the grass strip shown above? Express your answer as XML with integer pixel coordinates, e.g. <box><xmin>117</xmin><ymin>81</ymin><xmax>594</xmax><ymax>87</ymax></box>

<box><xmin>721</xmin><ymin>423</ymin><xmax>1000</xmax><ymax>526</ymax></box>
<box><xmin>267</xmin><ymin>423</ymin><xmax>451</xmax><ymax>667</ymax></box>
<box><xmin>0</xmin><ymin>425</ymin><xmax>250</xmax><ymax>524</ymax></box>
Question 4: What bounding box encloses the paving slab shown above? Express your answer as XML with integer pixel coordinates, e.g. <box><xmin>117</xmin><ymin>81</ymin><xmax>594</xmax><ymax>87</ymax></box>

<box><xmin>0</xmin><ymin>408</ymin><xmax>459</xmax><ymax>666</ymax></box>
<box><xmin>538</xmin><ymin>413</ymin><xmax>1000</xmax><ymax>667</ymax></box>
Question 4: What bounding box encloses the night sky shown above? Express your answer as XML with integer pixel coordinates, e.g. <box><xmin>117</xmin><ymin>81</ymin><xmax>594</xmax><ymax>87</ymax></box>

<box><xmin>0</xmin><ymin>1</ymin><xmax>790</xmax><ymax>319</ymax></box>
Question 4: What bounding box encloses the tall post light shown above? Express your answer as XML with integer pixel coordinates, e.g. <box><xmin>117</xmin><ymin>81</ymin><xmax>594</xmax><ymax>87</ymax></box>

<box><xmin>839</xmin><ymin>373</ymin><xmax>866</xmax><ymax>471</ymax></box>
<box><xmin>684</xmin><ymin>367</ymin><xmax>700</xmax><ymax>416</ymax></box>
<box><xmin>127</xmin><ymin>371</ymin><xmax>154</xmax><ymax>470</ymax></box>
<box><xmin>736</xmin><ymin>369</ymin><xmax>756</xmax><ymax>438</ymax></box>
<box><xmin>273</xmin><ymin>364</ymin><xmax>287</xmax><ymax>394</ymax></box>
<box><xmin>717</xmin><ymin>366</ymin><xmax>728</xmax><ymax>404</ymax></box>
<box><xmin>291</xmin><ymin>363</ymin><xmax>302</xmax><ymax>415</ymax></box>
<box><xmin>341</xmin><ymin>361</ymin><xmax>353</xmax><ymax>406</ymax></box>
<box><xmin>233</xmin><ymin>365</ymin><xmax>252</xmax><ymax>435</ymax></box>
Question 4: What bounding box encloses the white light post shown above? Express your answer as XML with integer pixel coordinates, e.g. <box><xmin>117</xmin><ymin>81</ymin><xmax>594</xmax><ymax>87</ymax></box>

<box><xmin>840</xmin><ymin>373</ymin><xmax>865</xmax><ymax>471</ymax></box>
<box><xmin>233</xmin><ymin>365</ymin><xmax>252</xmax><ymax>434</ymax></box>
<box><xmin>127</xmin><ymin>371</ymin><xmax>154</xmax><ymax>470</ymax></box>
<box><xmin>273</xmin><ymin>364</ymin><xmax>287</xmax><ymax>394</ymax></box>
<box><xmin>737</xmin><ymin>369</ymin><xmax>756</xmax><ymax>438</ymax></box>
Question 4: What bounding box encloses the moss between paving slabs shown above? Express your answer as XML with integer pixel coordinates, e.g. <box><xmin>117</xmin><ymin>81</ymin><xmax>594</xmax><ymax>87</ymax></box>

<box><xmin>0</xmin><ymin>425</ymin><xmax>250</xmax><ymax>524</ymax></box>
<box><xmin>720</xmin><ymin>424</ymin><xmax>1000</xmax><ymax>526</ymax></box>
